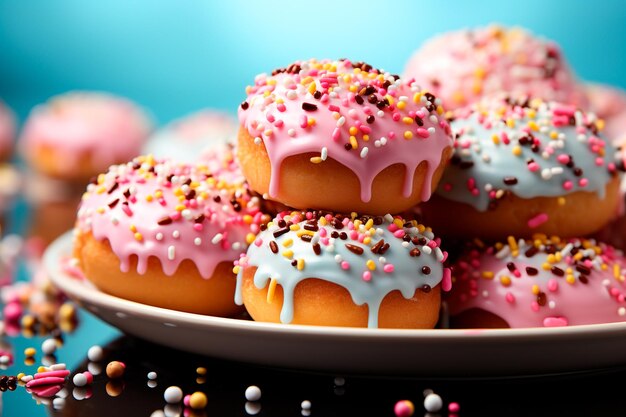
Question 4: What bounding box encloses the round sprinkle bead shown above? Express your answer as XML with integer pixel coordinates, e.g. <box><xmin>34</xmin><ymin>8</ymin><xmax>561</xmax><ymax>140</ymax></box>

<box><xmin>106</xmin><ymin>361</ymin><xmax>126</xmax><ymax>379</ymax></box>
<box><xmin>41</xmin><ymin>338</ymin><xmax>57</xmax><ymax>355</ymax></box>
<box><xmin>189</xmin><ymin>392</ymin><xmax>208</xmax><ymax>409</ymax></box>
<box><xmin>394</xmin><ymin>400</ymin><xmax>415</xmax><ymax>417</ymax></box>
<box><xmin>245</xmin><ymin>385</ymin><xmax>262</xmax><ymax>402</ymax></box>
<box><xmin>164</xmin><ymin>386</ymin><xmax>183</xmax><ymax>404</ymax></box>
<box><xmin>147</xmin><ymin>371</ymin><xmax>157</xmax><ymax>380</ymax></box>
<box><xmin>424</xmin><ymin>393</ymin><xmax>443</xmax><ymax>413</ymax></box>
<box><xmin>301</xmin><ymin>400</ymin><xmax>311</xmax><ymax>410</ymax></box>
<box><xmin>87</xmin><ymin>345</ymin><xmax>104</xmax><ymax>362</ymax></box>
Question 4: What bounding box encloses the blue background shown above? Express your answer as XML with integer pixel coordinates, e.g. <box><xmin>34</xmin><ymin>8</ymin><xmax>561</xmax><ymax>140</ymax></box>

<box><xmin>1</xmin><ymin>0</ymin><xmax>626</xmax><ymax>129</ymax></box>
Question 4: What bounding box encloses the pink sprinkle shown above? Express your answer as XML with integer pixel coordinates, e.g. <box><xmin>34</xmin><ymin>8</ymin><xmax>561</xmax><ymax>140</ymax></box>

<box><xmin>171</xmin><ymin>212</ymin><xmax>181</xmax><ymax>221</ymax></box>
<box><xmin>392</xmin><ymin>112</ymin><xmax>401</xmax><ymax>122</ymax></box>
<box><xmin>442</xmin><ymin>268</ymin><xmax>452</xmax><ymax>291</ymax></box>
<box><xmin>362</xmin><ymin>271</ymin><xmax>372</xmax><ymax>282</ymax></box>
<box><xmin>3</xmin><ymin>302</ymin><xmax>22</xmax><ymax>322</ymax></box>
<box><xmin>328</xmin><ymin>104</ymin><xmax>340</xmax><ymax>112</ymax></box>
<box><xmin>527</xmin><ymin>162</ymin><xmax>540</xmax><ymax>172</ymax></box>
<box><xmin>553</xmin><ymin>105</ymin><xmax>576</xmax><ymax>116</ymax></box>
<box><xmin>26</xmin><ymin>377</ymin><xmax>66</xmax><ymax>387</ymax></box>
<box><xmin>341</xmin><ymin>261</ymin><xmax>350</xmax><ymax>270</ymax></box>
<box><xmin>562</xmin><ymin>180</ymin><xmax>573</xmax><ymax>191</ymax></box>
<box><xmin>299</xmin><ymin>115</ymin><xmax>308</xmax><ymax>128</ymax></box>
<box><xmin>543</xmin><ymin>317</ymin><xmax>569</xmax><ymax>327</ymax></box>
<box><xmin>442</xmin><ymin>251</ymin><xmax>448</xmax><ymax>262</ymax></box>
<box><xmin>513</xmin><ymin>270</ymin><xmax>521</xmax><ymax>278</ymax></box>
<box><xmin>527</xmin><ymin>213</ymin><xmax>549</xmax><ymax>228</ymax></box>
<box><xmin>193</xmin><ymin>223</ymin><xmax>203</xmax><ymax>232</ymax></box>
<box><xmin>595</xmin><ymin>157</ymin><xmax>604</xmax><ymax>166</ymax></box>
<box><xmin>29</xmin><ymin>385</ymin><xmax>62</xmax><ymax>398</ymax></box>
<box><xmin>319</xmin><ymin>228</ymin><xmax>327</xmax><ymax>237</ymax></box>
<box><xmin>254</xmin><ymin>238</ymin><xmax>263</xmax><ymax>247</ymax></box>
<box><xmin>349</xmin><ymin>231</ymin><xmax>358</xmax><ymax>240</ymax></box>
<box><xmin>548</xmin><ymin>279</ymin><xmax>559</xmax><ymax>292</ymax></box>
<box><xmin>557</xmin><ymin>154</ymin><xmax>570</xmax><ymax>164</ymax></box>
<box><xmin>394</xmin><ymin>400</ymin><xmax>414</xmax><ymax>417</ymax></box>
<box><xmin>34</xmin><ymin>370</ymin><xmax>70</xmax><ymax>379</ymax></box>
<box><xmin>505</xmin><ymin>292</ymin><xmax>515</xmax><ymax>304</ymax></box>
<box><xmin>501</xmin><ymin>132</ymin><xmax>510</xmax><ymax>144</ymax></box>
<box><xmin>449</xmin><ymin>402</ymin><xmax>461</xmax><ymax>413</ymax></box>
<box><xmin>320</xmin><ymin>237</ymin><xmax>329</xmax><ymax>246</ymax></box>
<box><xmin>121</xmin><ymin>204</ymin><xmax>133</xmax><ymax>217</ymax></box>
<box><xmin>578</xmin><ymin>178</ymin><xmax>588</xmax><ymax>187</ymax></box>
<box><xmin>531</xmin><ymin>301</ymin><xmax>540</xmax><ymax>312</ymax></box>
<box><xmin>274</xmin><ymin>119</ymin><xmax>284</xmax><ymax>128</ymax></box>
<box><xmin>427</xmin><ymin>240</ymin><xmax>438</xmax><ymax>248</ymax></box>
<box><xmin>184</xmin><ymin>394</ymin><xmax>191</xmax><ymax>407</ymax></box>
<box><xmin>332</xmin><ymin>127</ymin><xmax>341</xmax><ymax>141</ymax></box>
<box><xmin>359</xmin><ymin>125</ymin><xmax>372</xmax><ymax>134</ymax></box>
<box><xmin>393</xmin><ymin>230</ymin><xmax>405</xmax><ymax>238</ymax></box>
<box><xmin>388</xmin><ymin>224</ymin><xmax>399</xmax><ymax>233</ymax></box>
<box><xmin>443</xmin><ymin>183</ymin><xmax>453</xmax><ymax>192</ymax></box>
<box><xmin>383</xmin><ymin>264</ymin><xmax>395</xmax><ymax>273</ymax></box>
<box><xmin>416</xmin><ymin>128</ymin><xmax>430</xmax><ymax>138</ymax></box>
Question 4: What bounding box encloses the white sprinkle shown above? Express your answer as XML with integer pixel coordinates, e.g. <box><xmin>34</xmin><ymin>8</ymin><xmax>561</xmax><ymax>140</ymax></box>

<box><xmin>619</xmin><ymin>307</ymin><xmax>626</xmax><ymax>316</ymax></box>
<box><xmin>172</xmin><ymin>230</ymin><xmax>180</xmax><ymax>239</ymax></box>
<box><xmin>337</xmin><ymin>116</ymin><xmax>346</xmax><ymax>127</ymax></box>
<box><xmin>156</xmin><ymin>232</ymin><xmax>164</xmax><ymax>241</ymax></box>
<box><xmin>321</xmin><ymin>147</ymin><xmax>328</xmax><ymax>161</ymax></box>
<box><xmin>21</xmin><ymin>375</ymin><xmax>34</xmax><ymax>382</ymax></box>
<box><xmin>245</xmin><ymin>385</ymin><xmax>262</xmax><ymax>401</ymax></box>
<box><xmin>374</xmin><ymin>140</ymin><xmax>381</xmax><ymax>147</ymax></box>
<box><xmin>232</xmin><ymin>242</ymin><xmax>242</xmax><ymax>251</ymax></box>
<box><xmin>50</xmin><ymin>363</ymin><xmax>67</xmax><ymax>371</ymax></box>
<box><xmin>360</xmin><ymin>147</ymin><xmax>369</xmax><ymax>158</ymax></box>
<box><xmin>334</xmin><ymin>377</ymin><xmax>345</xmax><ymax>386</ymax></box>
<box><xmin>549</xmin><ymin>301</ymin><xmax>556</xmax><ymax>309</ymax></box>
<box><xmin>427</xmin><ymin>127</ymin><xmax>436</xmax><ymax>135</ymax></box>
<box><xmin>429</xmin><ymin>115</ymin><xmax>438</xmax><ymax>123</ymax></box>
<box><xmin>53</xmin><ymin>397</ymin><xmax>65</xmax><ymax>410</ymax></box>
<box><xmin>550</xmin><ymin>167</ymin><xmax>563</xmax><ymax>175</ymax></box>
<box><xmin>181</xmin><ymin>209</ymin><xmax>193</xmax><ymax>220</ymax></box>
<box><xmin>334</xmin><ymin>254</ymin><xmax>343</xmax><ymax>263</ymax></box>
<box><xmin>301</xmin><ymin>400</ymin><xmax>312</xmax><ymax>410</ymax></box>
<box><xmin>148</xmin><ymin>371</ymin><xmax>158</xmax><ymax>380</ymax></box>
<box><xmin>401</xmin><ymin>241</ymin><xmax>410</xmax><ymax>248</ymax></box>
<box><xmin>377</xmin><ymin>110</ymin><xmax>385</xmax><ymax>118</ymax></box>
<box><xmin>73</xmin><ymin>373</ymin><xmax>88</xmax><ymax>387</ymax></box>
<box><xmin>495</xmin><ymin>246</ymin><xmax>511</xmax><ymax>259</ymax></box>
<box><xmin>482</xmin><ymin>290</ymin><xmax>489</xmax><ymax>298</ymax></box>
<box><xmin>164</xmin><ymin>386</ymin><xmax>183</xmax><ymax>404</ymax></box>
<box><xmin>286</xmin><ymin>90</ymin><xmax>297</xmax><ymax>100</ymax></box>
<box><xmin>194</xmin><ymin>238</ymin><xmax>202</xmax><ymax>246</ymax></box>
<box><xmin>380</xmin><ymin>136</ymin><xmax>388</xmax><ymax>145</ymax></box>
<box><xmin>384</xmin><ymin>214</ymin><xmax>394</xmax><ymax>223</ymax></box>
<box><xmin>288</xmin><ymin>129</ymin><xmax>296</xmax><ymax>137</ymax></box>
<box><xmin>87</xmin><ymin>345</ymin><xmax>104</xmax><ymax>362</ymax></box>
<box><xmin>379</xmin><ymin>256</ymin><xmax>387</xmax><ymax>264</ymax></box>
<box><xmin>41</xmin><ymin>338</ymin><xmax>57</xmax><ymax>355</ymax></box>
<box><xmin>111</xmin><ymin>217</ymin><xmax>119</xmax><ymax>225</ymax></box>
<box><xmin>212</xmin><ymin>233</ymin><xmax>224</xmax><ymax>244</ymax></box>
<box><xmin>541</xmin><ymin>169</ymin><xmax>553</xmax><ymax>180</ymax></box>
<box><xmin>167</xmin><ymin>246</ymin><xmax>175</xmax><ymax>261</ymax></box>
<box><xmin>424</xmin><ymin>393</ymin><xmax>443</xmax><ymax>413</ymax></box>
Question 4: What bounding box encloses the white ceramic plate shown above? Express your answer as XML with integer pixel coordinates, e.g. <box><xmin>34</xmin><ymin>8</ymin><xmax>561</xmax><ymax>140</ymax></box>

<box><xmin>45</xmin><ymin>232</ymin><xmax>626</xmax><ymax>377</ymax></box>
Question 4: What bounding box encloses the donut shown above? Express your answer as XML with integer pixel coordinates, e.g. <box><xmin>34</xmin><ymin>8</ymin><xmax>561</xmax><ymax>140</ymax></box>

<box><xmin>446</xmin><ymin>236</ymin><xmax>626</xmax><ymax>328</ymax></box>
<box><xmin>20</xmin><ymin>91</ymin><xmax>152</xmax><ymax>182</ymax></box>
<box><xmin>237</xmin><ymin>58</ymin><xmax>454</xmax><ymax>215</ymax></box>
<box><xmin>584</xmin><ymin>83</ymin><xmax>626</xmax><ymax>145</ymax></box>
<box><xmin>143</xmin><ymin>109</ymin><xmax>238</xmax><ymax>163</ymax></box>
<box><xmin>420</xmin><ymin>97</ymin><xmax>623</xmax><ymax>240</ymax></box>
<box><xmin>0</xmin><ymin>100</ymin><xmax>15</xmax><ymax>161</ymax></box>
<box><xmin>233</xmin><ymin>211</ymin><xmax>452</xmax><ymax>328</ymax></box>
<box><xmin>403</xmin><ymin>25</ymin><xmax>588</xmax><ymax>111</ymax></box>
<box><xmin>73</xmin><ymin>155</ymin><xmax>271</xmax><ymax>316</ymax></box>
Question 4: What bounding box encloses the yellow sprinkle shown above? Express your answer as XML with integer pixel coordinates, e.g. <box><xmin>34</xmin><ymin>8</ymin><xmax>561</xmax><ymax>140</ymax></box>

<box><xmin>404</xmin><ymin>131</ymin><xmax>413</xmax><ymax>140</ymax></box>
<box><xmin>566</xmin><ymin>275</ymin><xmax>576</xmax><ymax>284</ymax></box>
<box><xmin>96</xmin><ymin>185</ymin><xmax>106</xmax><ymax>194</ymax></box>
<box><xmin>282</xmin><ymin>238</ymin><xmax>293</xmax><ymax>248</ymax></box>
<box><xmin>134</xmin><ymin>232</ymin><xmax>143</xmax><ymax>241</ymax></box>
<box><xmin>393</xmin><ymin>218</ymin><xmax>404</xmax><ymax>228</ymax></box>
<box><xmin>349</xmin><ymin>136</ymin><xmax>358</xmax><ymax>149</ymax></box>
<box><xmin>310</xmin><ymin>156</ymin><xmax>323</xmax><ymax>164</ymax></box>
<box><xmin>482</xmin><ymin>271</ymin><xmax>495</xmax><ymax>280</ymax></box>
<box><xmin>385</xmin><ymin>95</ymin><xmax>395</xmax><ymax>106</ymax></box>
<box><xmin>471</xmin><ymin>81</ymin><xmax>482</xmax><ymax>95</ymax></box>
<box><xmin>301</xmin><ymin>76</ymin><xmax>314</xmax><ymax>85</ymax></box>
<box><xmin>365</xmin><ymin>219</ymin><xmax>374</xmax><ymax>229</ymax></box>
<box><xmin>297</xmin><ymin>259</ymin><xmax>305</xmax><ymax>271</ymax></box>
<box><xmin>601</xmin><ymin>263</ymin><xmax>608</xmax><ymax>271</ymax></box>
<box><xmin>130</xmin><ymin>224</ymin><xmax>137</xmax><ymax>232</ymax></box>
<box><xmin>282</xmin><ymin>250</ymin><xmax>294</xmax><ymax>259</ymax></box>
<box><xmin>267</xmin><ymin>278</ymin><xmax>278</xmax><ymax>303</ymax></box>
<box><xmin>546</xmin><ymin>254</ymin><xmax>556</xmax><ymax>264</ymax></box>
<box><xmin>512</xmin><ymin>146</ymin><xmax>522</xmax><ymax>156</ymax></box>
<box><xmin>319</xmin><ymin>217</ymin><xmax>328</xmax><ymax>226</ymax></box>
<box><xmin>155</xmin><ymin>190</ymin><xmax>163</xmax><ymax>198</ymax></box>
<box><xmin>308</xmin><ymin>82</ymin><xmax>317</xmax><ymax>94</ymax></box>
<box><xmin>37</xmin><ymin>366</ymin><xmax>48</xmax><ymax>373</ymax></box>
<box><xmin>174</xmin><ymin>188</ymin><xmax>184</xmax><ymax>196</ymax></box>
<box><xmin>452</xmin><ymin>91</ymin><xmax>465</xmax><ymax>104</ymax></box>
<box><xmin>24</xmin><ymin>347</ymin><xmax>36</xmax><ymax>357</ymax></box>
<box><xmin>175</xmin><ymin>204</ymin><xmax>186</xmax><ymax>212</ymax></box>
<box><xmin>413</xmin><ymin>92</ymin><xmax>422</xmax><ymax>103</ymax></box>
<box><xmin>507</xmin><ymin>236</ymin><xmax>518</xmax><ymax>252</ymax></box>
<box><xmin>511</xmin><ymin>250</ymin><xmax>519</xmax><ymax>258</ymax></box>
<box><xmin>243</xmin><ymin>214</ymin><xmax>253</xmax><ymax>224</ymax></box>
<box><xmin>363</xmin><ymin>237</ymin><xmax>371</xmax><ymax>245</ymax></box>
<box><xmin>557</xmin><ymin>197</ymin><xmax>566</xmax><ymax>206</ymax></box>
<box><xmin>246</xmin><ymin>233</ymin><xmax>256</xmax><ymax>245</ymax></box>
<box><xmin>16</xmin><ymin>373</ymin><xmax>24</xmax><ymax>380</ymax></box>
<box><xmin>307</xmin><ymin>118</ymin><xmax>316</xmax><ymax>127</ymax></box>
<box><xmin>573</xmin><ymin>252</ymin><xmax>583</xmax><ymax>261</ymax></box>
<box><xmin>402</xmin><ymin>117</ymin><xmax>413</xmax><ymax>125</ymax></box>
<box><xmin>96</xmin><ymin>207</ymin><xmax>105</xmax><ymax>214</ymax></box>
<box><xmin>349</xmin><ymin>85</ymin><xmax>358</xmax><ymax>93</ymax></box>
<box><xmin>500</xmin><ymin>275</ymin><xmax>512</xmax><ymax>286</ymax></box>
<box><xmin>550</xmin><ymin>131</ymin><xmax>559</xmax><ymax>139</ymax></box>
<box><xmin>232</xmin><ymin>265</ymin><xmax>241</xmax><ymax>274</ymax></box>
<box><xmin>349</xmin><ymin>126</ymin><xmax>358</xmax><ymax>135</ymax></box>
<box><xmin>492</xmin><ymin>134</ymin><xmax>500</xmax><ymax>145</ymax></box>
<box><xmin>366</xmin><ymin>260</ymin><xmax>376</xmax><ymax>271</ymax></box>
<box><xmin>397</xmin><ymin>101</ymin><xmax>406</xmax><ymax>110</ymax></box>
<box><xmin>474</xmin><ymin>66</ymin><xmax>486</xmax><ymax>79</ymax></box>
<box><xmin>506</xmin><ymin>118</ymin><xmax>516</xmax><ymax>128</ymax></box>
<box><xmin>531</xmin><ymin>284</ymin><xmax>540</xmax><ymax>295</ymax></box>
<box><xmin>541</xmin><ymin>262</ymin><xmax>551</xmax><ymax>271</ymax></box>
<box><xmin>528</xmin><ymin>121</ymin><xmax>539</xmax><ymax>131</ymax></box>
<box><xmin>289</xmin><ymin>224</ymin><xmax>300</xmax><ymax>231</ymax></box>
<box><xmin>596</xmin><ymin>119</ymin><xmax>605</xmax><ymax>131</ymax></box>
<box><xmin>145</xmin><ymin>195</ymin><xmax>153</xmax><ymax>202</ymax></box>
<box><xmin>436</xmin><ymin>105</ymin><xmax>444</xmax><ymax>115</ymax></box>
<box><xmin>343</xmin><ymin>74</ymin><xmax>352</xmax><ymax>83</ymax></box>
<box><xmin>614</xmin><ymin>264</ymin><xmax>621</xmax><ymax>279</ymax></box>
<box><xmin>363</xmin><ymin>134</ymin><xmax>369</xmax><ymax>141</ymax></box>
<box><xmin>296</xmin><ymin>230</ymin><xmax>314</xmax><ymax>238</ymax></box>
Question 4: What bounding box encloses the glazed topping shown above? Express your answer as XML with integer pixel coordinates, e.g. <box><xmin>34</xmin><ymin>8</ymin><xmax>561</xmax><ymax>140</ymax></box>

<box><xmin>437</xmin><ymin>97</ymin><xmax>621</xmax><ymax>211</ymax></box>
<box><xmin>75</xmin><ymin>155</ymin><xmax>270</xmax><ymax>278</ymax></box>
<box><xmin>233</xmin><ymin>211</ymin><xmax>451</xmax><ymax>328</ymax></box>
<box><xmin>239</xmin><ymin>58</ymin><xmax>453</xmax><ymax>203</ymax></box>
<box><xmin>143</xmin><ymin>110</ymin><xmax>238</xmax><ymax>163</ymax></box>
<box><xmin>447</xmin><ymin>236</ymin><xmax>626</xmax><ymax>327</ymax></box>
<box><xmin>403</xmin><ymin>25</ymin><xmax>588</xmax><ymax>110</ymax></box>
<box><xmin>20</xmin><ymin>92</ymin><xmax>152</xmax><ymax>170</ymax></box>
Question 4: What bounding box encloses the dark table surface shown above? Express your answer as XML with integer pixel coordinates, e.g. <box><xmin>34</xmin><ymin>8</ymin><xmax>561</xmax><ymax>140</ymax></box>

<box><xmin>3</xmin><ymin>180</ymin><xmax>626</xmax><ymax>417</ymax></box>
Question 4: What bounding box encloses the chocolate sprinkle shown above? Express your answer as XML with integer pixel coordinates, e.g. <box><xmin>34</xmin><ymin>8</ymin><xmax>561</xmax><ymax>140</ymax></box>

<box><xmin>345</xmin><ymin>244</ymin><xmax>364</xmax><ymax>255</ymax></box>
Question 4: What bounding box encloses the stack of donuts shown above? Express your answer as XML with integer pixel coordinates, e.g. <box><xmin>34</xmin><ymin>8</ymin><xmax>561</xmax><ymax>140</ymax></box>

<box><xmin>68</xmin><ymin>24</ymin><xmax>626</xmax><ymax>330</ymax></box>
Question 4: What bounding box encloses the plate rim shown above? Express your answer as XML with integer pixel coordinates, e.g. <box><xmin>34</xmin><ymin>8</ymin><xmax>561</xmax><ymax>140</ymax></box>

<box><xmin>45</xmin><ymin>231</ymin><xmax>626</xmax><ymax>341</ymax></box>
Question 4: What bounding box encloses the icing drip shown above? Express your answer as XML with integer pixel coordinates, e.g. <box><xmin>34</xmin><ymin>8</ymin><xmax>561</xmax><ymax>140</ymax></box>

<box><xmin>437</xmin><ymin>97</ymin><xmax>622</xmax><ymax>211</ymax></box>
<box><xmin>75</xmin><ymin>155</ymin><xmax>270</xmax><ymax>278</ymax></box>
<box><xmin>447</xmin><ymin>236</ymin><xmax>626</xmax><ymax>327</ymax></box>
<box><xmin>238</xmin><ymin>58</ymin><xmax>453</xmax><ymax>203</ymax></box>
<box><xmin>234</xmin><ymin>211</ymin><xmax>449</xmax><ymax>328</ymax></box>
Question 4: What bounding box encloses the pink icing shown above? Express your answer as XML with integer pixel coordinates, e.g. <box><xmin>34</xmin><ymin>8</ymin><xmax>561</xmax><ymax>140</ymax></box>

<box><xmin>403</xmin><ymin>25</ymin><xmax>588</xmax><ymax>111</ymax></box>
<box><xmin>446</xmin><ymin>238</ymin><xmax>626</xmax><ymax>328</ymax></box>
<box><xmin>0</xmin><ymin>100</ymin><xmax>15</xmax><ymax>157</ymax></box>
<box><xmin>75</xmin><ymin>156</ymin><xmax>269</xmax><ymax>278</ymax></box>
<box><xmin>20</xmin><ymin>91</ymin><xmax>152</xmax><ymax>173</ymax></box>
<box><xmin>238</xmin><ymin>59</ymin><xmax>453</xmax><ymax>203</ymax></box>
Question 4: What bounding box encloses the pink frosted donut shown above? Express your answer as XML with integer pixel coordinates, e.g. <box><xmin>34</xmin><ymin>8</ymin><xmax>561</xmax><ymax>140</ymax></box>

<box><xmin>403</xmin><ymin>25</ymin><xmax>588</xmax><ymax>111</ymax></box>
<box><xmin>446</xmin><ymin>236</ymin><xmax>626</xmax><ymax>328</ymax></box>
<box><xmin>73</xmin><ymin>155</ymin><xmax>271</xmax><ymax>315</ymax></box>
<box><xmin>0</xmin><ymin>100</ymin><xmax>16</xmax><ymax>160</ymax></box>
<box><xmin>237</xmin><ymin>58</ymin><xmax>454</xmax><ymax>215</ymax></box>
<box><xmin>20</xmin><ymin>91</ymin><xmax>152</xmax><ymax>182</ymax></box>
<box><xmin>585</xmin><ymin>83</ymin><xmax>626</xmax><ymax>145</ymax></box>
<box><xmin>143</xmin><ymin>109</ymin><xmax>238</xmax><ymax>163</ymax></box>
